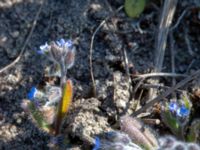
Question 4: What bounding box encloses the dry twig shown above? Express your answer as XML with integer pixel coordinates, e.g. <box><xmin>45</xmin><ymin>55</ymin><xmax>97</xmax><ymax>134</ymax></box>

<box><xmin>147</xmin><ymin>0</ymin><xmax>178</xmax><ymax>101</ymax></box>
<box><xmin>132</xmin><ymin>72</ymin><xmax>187</xmax><ymax>81</ymax></box>
<box><xmin>141</xmin><ymin>83</ymin><xmax>185</xmax><ymax>93</ymax></box>
<box><xmin>132</xmin><ymin>69</ymin><xmax>200</xmax><ymax>117</ymax></box>
<box><xmin>169</xmin><ymin>33</ymin><xmax>175</xmax><ymax>82</ymax></box>
<box><xmin>89</xmin><ymin>6</ymin><xmax>123</xmax><ymax>96</ymax></box>
<box><xmin>170</xmin><ymin>6</ymin><xmax>194</xmax><ymax>31</ymax></box>
<box><xmin>169</xmin><ymin>32</ymin><xmax>176</xmax><ymax>94</ymax></box>
<box><xmin>154</xmin><ymin>0</ymin><xmax>178</xmax><ymax>71</ymax></box>
<box><xmin>184</xmin><ymin>27</ymin><xmax>194</xmax><ymax>56</ymax></box>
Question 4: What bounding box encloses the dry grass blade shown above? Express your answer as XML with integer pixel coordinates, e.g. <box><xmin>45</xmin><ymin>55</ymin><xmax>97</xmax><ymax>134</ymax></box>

<box><xmin>132</xmin><ymin>69</ymin><xmax>200</xmax><ymax>117</ymax></box>
<box><xmin>154</xmin><ymin>0</ymin><xmax>178</xmax><ymax>71</ymax></box>
<box><xmin>132</xmin><ymin>72</ymin><xmax>187</xmax><ymax>80</ymax></box>
<box><xmin>148</xmin><ymin>0</ymin><xmax>178</xmax><ymax>100</ymax></box>
<box><xmin>89</xmin><ymin>6</ymin><xmax>123</xmax><ymax>96</ymax></box>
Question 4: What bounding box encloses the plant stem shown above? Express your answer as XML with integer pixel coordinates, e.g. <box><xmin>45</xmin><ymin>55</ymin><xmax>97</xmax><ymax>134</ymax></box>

<box><xmin>55</xmin><ymin>61</ymin><xmax>66</xmax><ymax>135</ymax></box>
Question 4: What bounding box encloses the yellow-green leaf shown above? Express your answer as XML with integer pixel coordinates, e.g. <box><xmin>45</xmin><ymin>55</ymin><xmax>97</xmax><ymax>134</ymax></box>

<box><xmin>124</xmin><ymin>0</ymin><xmax>146</xmax><ymax>18</ymax></box>
<box><xmin>60</xmin><ymin>79</ymin><xmax>73</xmax><ymax>119</ymax></box>
<box><xmin>55</xmin><ymin>79</ymin><xmax>73</xmax><ymax>135</ymax></box>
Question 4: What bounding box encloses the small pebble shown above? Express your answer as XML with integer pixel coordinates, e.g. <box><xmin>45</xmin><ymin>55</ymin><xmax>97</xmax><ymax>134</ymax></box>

<box><xmin>16</xmin><ymin>118</ymin><xmax>22</xmax><ymax>124</ymax></box>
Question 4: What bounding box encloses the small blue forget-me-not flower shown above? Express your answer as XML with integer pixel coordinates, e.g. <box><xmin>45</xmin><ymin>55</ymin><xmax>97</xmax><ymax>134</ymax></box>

<box><xmin>27</xmin><ymin>86</ymin><xmax>37</xmax><ymax>100</ymax></box>
<box><xmin>56</xmin><ymin>39</ymin><xmax>65</xmax><ymax>47</ymax></box>
<box><xmin>93</xmin><ymin>137</ymin><xmax>101</xmax><ymax>150</ymax></box>
<box><xmin>56</xmin><ymin>39</ymin><xmax>73</xmax><ymax>48</ymax></box>
<box><xmin>176</xmin><ymin>105</ymin><xmax>190</xmax><ymax>118</ymax></box>
<box><xmin>169</xmin><ymin>101</ymin><xmax>178</xmax><ymax>113</ymax></box>
<box><xmin>55</xmin><ymin>38</ymin><xmax>73</xmax><ymax>48</ymax></box>
<box><xmin>37</xmin><ymin>38</ymin><xmax>75</xmax><ymax>73</ymax></box>
<box><xmin>38</xmin><ymin>42</ymin><xmax>49</xmax><ymax>54</ymax></box>
<box><xmin>168</xmin><ymin>100</ymin><xmax>190</xmax><ymax>119</ymax></box>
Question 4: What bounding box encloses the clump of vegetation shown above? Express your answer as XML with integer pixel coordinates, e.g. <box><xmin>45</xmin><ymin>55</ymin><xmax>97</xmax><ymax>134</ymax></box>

<box><xmin>21</xmin><ymin>39</ymin><xmax>75</xmax><ymax>148</ymax></box>
<box><xmin>161</xmin><ymin>94</ymin><xmax>200</xmax><ymax>143</ymax></box>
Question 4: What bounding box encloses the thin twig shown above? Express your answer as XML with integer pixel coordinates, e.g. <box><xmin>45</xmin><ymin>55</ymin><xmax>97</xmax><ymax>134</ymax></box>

<box><xmin>149</xmin><ymin>0</ymin><xmax>178</xmax><ymax>100</ymax></box>
<box><xmin>141</xmin><ymin>83</ymin><xmax>185</xmax><ymax>93</ymax></box>
<box><xmin>103</xmin><ymin>29</ymin><xmax>135</xmax><ymax>34</ymax></box>
<box><xmin>132</xmin><ymin>72</ymin><xmax>188</xmax><ymax>81</ymax></box>
<box><xmin>0</xmin><ymin>1</ymin><xmax>45</xmax><ymax>74</ymax></box>
<box><xmin>169</xmin><ymin>32</ymin><xmax>176</xmax><ymax>98</ymax></box>
<box><xmin>154</xmin><ymin>0</ymin><xmax>178</xmax><ymax>72</ymax></box>
<box><xmin>104</xmin><ymin>0</ymin><xmax>113</xmax><ymax>12</ymax></box>
<box><xmin>132</xmin><ymin>78</ymin><xmax>145</xmax><ymax>96</ymax></box>
<box><xmin>123</xmin><ymin>47</ymin><xmax>131</xmax><ymax>79</ymax></box>
<box><xmin>186</xmin><ymin>59</ymin><xmax>195</xmax><ymax>73</ymax></box>
<box><xmin>170</xmin><ymin>6</ymin><xmax>194</xmax><ymax>31</ymax></box>
<box><xmin>89</xmin><ymin>6</ymin><xmax>123</xmax><ymax>96</ymax></box>
<box><xmin>131</xmin><ymin>69</ymin><xmax>200</xmax><ymax>117</ymax></box>
<box><xmin>184</xmin><ymin>27</ymin><xmax>194</xmax><ymax>56</ymax></box>
<box><xmin>122</xmin><ymin>46</ymin><xmax>133</xmax><ymax>98</ymax></box>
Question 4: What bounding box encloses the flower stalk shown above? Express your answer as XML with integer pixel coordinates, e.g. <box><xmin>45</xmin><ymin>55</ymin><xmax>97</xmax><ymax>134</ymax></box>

<box><xmin>22</xmin><ymin>38</ymin><xmax>75</xmax><ymax>137</ymax></box>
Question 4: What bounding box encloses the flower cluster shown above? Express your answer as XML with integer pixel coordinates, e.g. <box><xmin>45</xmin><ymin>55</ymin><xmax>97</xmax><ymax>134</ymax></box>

<box><xmin>21</xmin><ymin>38</ymin><xmax>75</xmax><ymax>135</ymax></box>
<box><xmin>161</xmin><ymin>95</ymin><xmax>193</xmax><ymax>140</ymax></box>
<box><xmin>21</xmin><ymin>85</ymin><xmax>61</xmax><ymax>130</ymax></box>
<box><xmin>168</xmin><ymin>101</ymin><xmax>190</xmax><ymax>118</ymax></box>
<box><xmin>162</xmin><ymin>97</ymin><xmax>192</xmax><ymax>127</ymax></box>
<box><xmin>27</xmin><ymin>85</ymin><xmax>61</xmax><ymax>107</ymax></box>
<box><xmin>38</xmin><ymin>38</ymin><xmax>75</xmax><ymax>76</ymax></box>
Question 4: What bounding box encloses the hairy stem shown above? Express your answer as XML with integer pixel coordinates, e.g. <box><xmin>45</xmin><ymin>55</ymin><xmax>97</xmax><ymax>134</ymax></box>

<box><xmin>55</xmin><ymin>60</ymin><xmax>66</xmax><ymax>135</ymax></box>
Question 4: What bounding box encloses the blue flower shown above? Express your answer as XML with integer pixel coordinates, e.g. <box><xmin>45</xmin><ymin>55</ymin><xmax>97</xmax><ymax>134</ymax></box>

<box><xmin>168</xmin><ymin>101</ymin><xmax>190</xmax><ymax>118</ymax></box>
<box><xmin>65</xmin><ymin>39</ymin><xmax>73</xmax><ymax>48</ymax></box>
<box><xmin>93</xmin><ymin>137</ymin><xmax>101</xmax><ymax>150</ymax></box>
<box><xmin>37</xmin><ymin>39</ymin><xmax>75</xmax><ymax>74</ymax></box>
<box><xmin>168</xmin><ymin>102</ymin><xmax>178</xmax><ymax>113</ymax></box>
<box><xmin>56</xmin><ymin>39</ymin><xmax>73</xmax><ymax>48</ymax></box>
<box><xmin>38</xmin><ymin>42</ymin><xmax>49</xmax><ymax>54</ymax></box>
<box><xmin>27</xmin><ymin>87</ymin><xmax>37</xmax><ymax>100</ymax></box>
<box><xmin>176</xmin><ymin>105</ymin><xmax>190</xmax><ymax>118</ymax></box>
<box><xmin>56</xmin><ymin>39</ymin><xmax>66</xmax><ymax>47</ymax></box>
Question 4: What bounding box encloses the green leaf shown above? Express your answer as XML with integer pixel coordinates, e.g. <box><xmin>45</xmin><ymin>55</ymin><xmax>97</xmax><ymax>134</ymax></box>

<box><xmin>28</xmin><ymin>102</ymin><xmax>51</xmax><ymax>132</ymax></box>
<box><xmin>182</xmin><ymin>94</ymin><xmax>192</xmax><ymax>110</ymax></box>
<box><xmin>124</xmin><ymin>0</ymin><xmax>146</xmax><ymax>18</ymax></box>
<box><xmin>161</xmin><ymin>109</ymin><xmax>181</xmax><ymax>136</ymax></box>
